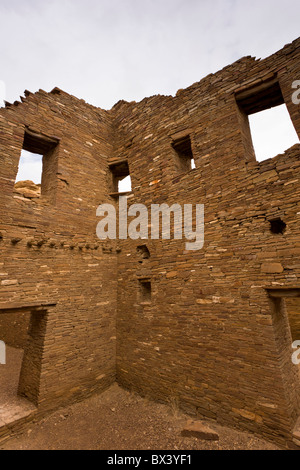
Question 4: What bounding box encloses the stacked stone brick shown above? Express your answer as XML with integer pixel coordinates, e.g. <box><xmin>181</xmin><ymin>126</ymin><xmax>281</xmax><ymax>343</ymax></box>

<box><xmin>1</xmin><ymin>38</ymin><xmax>300</xmax><ymax>448</ymax></box>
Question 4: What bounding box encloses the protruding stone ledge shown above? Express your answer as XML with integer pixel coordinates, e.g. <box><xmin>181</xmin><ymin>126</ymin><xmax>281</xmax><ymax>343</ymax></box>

<box><xmin>181</xmin><ymin>420</ymin><xmax>219</xmax><ymax>441</ymax></box>
<box><xmin>0</xmin><ymin>301</ymin><xmax>56</xmax><ymax>314</ymax></box>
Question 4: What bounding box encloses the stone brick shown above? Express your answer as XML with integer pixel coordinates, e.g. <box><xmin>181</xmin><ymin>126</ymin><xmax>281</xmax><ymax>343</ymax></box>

<box><xmin>181</xmin><ymin>420</ymin><xmax>219</xmax><ymax>441</ymax></box>
<box><xmin>261</xmin><ymin>263</ymin><xmax>284</xmax><ymax>273</ymax></box>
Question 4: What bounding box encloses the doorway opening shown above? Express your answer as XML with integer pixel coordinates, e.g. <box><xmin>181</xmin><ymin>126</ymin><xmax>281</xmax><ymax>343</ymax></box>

<box><xmin>0</xmin><ymin>306</ymin><xmax>49</xmax><ymax>427</ymax></box>
<box><xmin>268</xmin><ymin>289</ymin><xmax>300</xmax><ymax>425</ymax></box>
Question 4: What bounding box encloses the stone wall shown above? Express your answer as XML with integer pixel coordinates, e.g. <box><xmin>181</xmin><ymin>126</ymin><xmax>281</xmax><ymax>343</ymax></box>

<box><xmin>113</xmin><ymin>38</ymin><xmax>300</xmax><ymax>447</ymax></box>
<box><xmin>0</xmin><ymin>312</ymin><xmax>30</xmax><ymax>349</ymax></box>
<box><xmin>1</xmin><ymin>37</ymin><xmax>300</xmax><ymax>446</ymax></box>
<box><xmin>0</xmin><ymin>88</ymin><xmax>117</xmax><ymax>409</ymax></box>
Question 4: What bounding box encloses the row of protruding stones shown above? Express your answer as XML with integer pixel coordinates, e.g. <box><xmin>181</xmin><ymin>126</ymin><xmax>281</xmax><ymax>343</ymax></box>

<box><xmin>0</xmin><ymin>232</ymin><xmax>115</xmax><ymax>252</ymax></box>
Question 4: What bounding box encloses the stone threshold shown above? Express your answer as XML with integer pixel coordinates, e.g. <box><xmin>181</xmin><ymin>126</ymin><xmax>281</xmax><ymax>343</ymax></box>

<box><xmin>0</xmin><ymin>402</ymin><xmax>37</xmax><ymax>445</ymax></box>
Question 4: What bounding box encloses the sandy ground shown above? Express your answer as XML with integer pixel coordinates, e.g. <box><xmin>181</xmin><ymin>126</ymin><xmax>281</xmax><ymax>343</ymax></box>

<box><xmin>1</xmin><ymin>383</ymin><xmax>279</xmax><ymax>450</ymax></box>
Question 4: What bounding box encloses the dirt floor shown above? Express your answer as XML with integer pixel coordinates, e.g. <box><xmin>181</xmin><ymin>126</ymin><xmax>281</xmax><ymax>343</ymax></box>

<box><xmin>0</xmin><ymin>383</ymin><xmax>279</xmax><ymax>450</ymax></box>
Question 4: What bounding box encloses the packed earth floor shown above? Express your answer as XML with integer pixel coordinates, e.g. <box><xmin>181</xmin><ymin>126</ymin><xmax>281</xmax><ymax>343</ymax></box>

<box><xmin>1</xmin><ymin>383</ymin><xmax>278</xmax><ymax>450</ymax></box>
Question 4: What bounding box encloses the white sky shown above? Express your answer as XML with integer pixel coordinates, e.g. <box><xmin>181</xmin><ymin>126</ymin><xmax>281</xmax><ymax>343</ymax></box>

<box><xmin>16</xmin><ymin>151</ymin><xmax>43</xmax><ymax>184</ymax></box>
<box><xmin>249</xmin><ymin>105</ymin><xmax>299</xmax><ymax>162</ymax></box>
<box><xmin>0</xmin><ymin>0</ymin><xmax>299</xmax><ymax>183</ymax></box>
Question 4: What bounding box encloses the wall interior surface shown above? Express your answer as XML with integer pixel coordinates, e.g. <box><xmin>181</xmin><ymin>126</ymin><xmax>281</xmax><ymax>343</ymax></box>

<box><xmin>1</xmin><ymin>38</ymin><xmax>300</xmax><ymax>447</ymax></box>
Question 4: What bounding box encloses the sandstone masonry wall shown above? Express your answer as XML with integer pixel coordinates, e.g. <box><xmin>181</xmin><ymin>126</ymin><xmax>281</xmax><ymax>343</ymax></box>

<box><xmin>0</xmin><ymin>89</ymin><xmax>117</xmax><ymax>409</ymax></box>
<box><xmin>113</xmin><ymin>38</ymin><xmax>300</xmax><ymax>447</ymax></box>
<box><xmin>1</xmin><ymin>38</ymin><xmax>300</xmax><ymax>447</ymax></box>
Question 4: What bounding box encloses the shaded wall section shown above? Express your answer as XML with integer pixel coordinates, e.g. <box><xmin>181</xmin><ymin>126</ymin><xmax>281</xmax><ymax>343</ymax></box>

<box><xmin>0</xmin><ymin>312</ymin><xmax>30</xmax><ymax>349</ymax></box>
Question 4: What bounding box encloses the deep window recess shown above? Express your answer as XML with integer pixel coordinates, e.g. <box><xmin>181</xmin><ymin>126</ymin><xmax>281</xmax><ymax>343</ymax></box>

<box><xmin>15</xmin><ymin>128</ymin><xmax>59</xmax><ymax>200</ymax></box>
<box><xmin>269</xmin><ymin>218</ymin><xmax>286</xmax><ymax>235</ymax></box>
<box><xmin>137</xmin><ymin>245</ymin><xmax>150</xmax><ymax>263</ymax></box>
<box><xmin>268</xmin><ymin>289</ymin><xmax>300</xmax><ymax>343</ymax></box>
<box><xmin>139</xmin><ymin>279</ymin><xmax>152</xmax><ymax>303</ymax></box>
<box><xmin>109</xmin><ymin>160</ymin><xmax>132</xmax><ymax>197</ymax></box>
<box><xmin>285</xmin><ymin>296</ymin><xmax>300</xmax><ymax>343</ymax></box>
<box><xmin>172</xmin><ymin>135</ymin><xmax>195</xmax><ymax>173</ymax></box>
<box><xmin>236</xmin><ymin>77</ymin><xmax>299</xmax><ymax>162</ymax></box>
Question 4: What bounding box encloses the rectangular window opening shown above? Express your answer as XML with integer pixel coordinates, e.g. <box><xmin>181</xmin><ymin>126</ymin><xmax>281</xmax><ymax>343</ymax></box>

<box><xmin>15</xmin><ymin>129</ymin><xmax>59</xmax><ymax>200</ymax></box>
<box><xmin>236</xmin><ymin>78</ymin><xmax>299</xmax><ymax>162</ymax></box>
<box><xmin>172</xmin><ymin>135</ymin><xmax>195</xmax><ymax>173</ymax></box>
<box><xmin>139</xmin><ymin>279</ymin><xmax>152</xmax><ymax>304</ymax></box>
<box><xmin>118</xmin><ymin>174</ymin><xmax>132</xmax><ymax>193</ymax></box>
<box><xmin>249</xmin><ymin>104</ymin><xmax>299</xmax><ymax>162</ymax></box>
<box><xmin>109</xmin><ymin>160</ymin><xmax>132</xmax><ymax>197</ymax></box>
<box><xmin>15</xmin><ymin>150</ymin><xmax>42</xmax><ymax>197</ymax></box>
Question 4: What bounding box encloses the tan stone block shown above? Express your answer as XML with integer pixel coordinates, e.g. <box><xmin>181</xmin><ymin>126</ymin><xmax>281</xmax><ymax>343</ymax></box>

<box><xmin>261</xmin><ymin>263</ymin><xmax>284</xmax><ymax>274</ymax></box>
<box><xmin>1</xmin><ymin>280</ymin><xmax>18</xmax><ymax>286</ymax></box>
<box><xmin>196</xmin><ymin>299</ymin><xmax>213</xmax><ymax>304</ymax></box>
<box><xmin>166</xmin><ymin>271</ymin><xmax>178</xmax><ymax>278</ymax></box>
<box><xmin>181</xmin><ymin>420</ymin><xmax>219</xmax><ymax>441</ymax></box>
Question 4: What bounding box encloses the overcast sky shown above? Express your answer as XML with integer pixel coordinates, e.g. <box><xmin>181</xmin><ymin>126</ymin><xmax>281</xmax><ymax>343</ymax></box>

<box><xmin>0</xmin><ymin>0</ymin><xmax>299</xmax><ymax>182</ymax></box>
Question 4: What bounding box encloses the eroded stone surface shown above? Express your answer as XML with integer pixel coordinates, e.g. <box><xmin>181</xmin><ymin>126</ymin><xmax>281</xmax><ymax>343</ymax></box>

<box><xmin>181</xmin><ymin>420</ymin><xmax>219</xmax><ymax>441</ymax></box>
<box><xmin>14</xmin><ymin>180</ymin><xmax>41</xmax><ymax>199</ymax></box>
